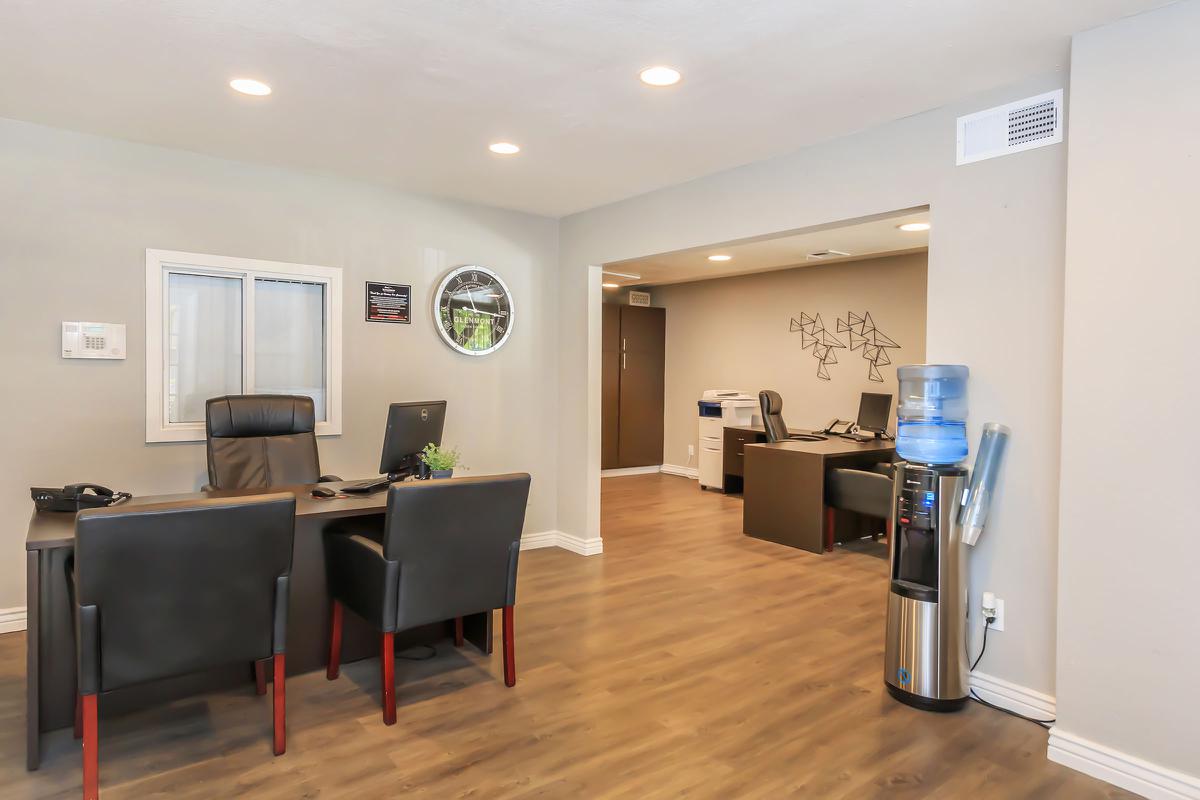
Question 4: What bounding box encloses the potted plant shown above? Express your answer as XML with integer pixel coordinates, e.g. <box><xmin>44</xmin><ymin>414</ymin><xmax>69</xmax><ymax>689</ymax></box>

<box><xmin>420</xmin><ymin>442</ymin><xmax>460</xmax><ymax>479</ymax></box>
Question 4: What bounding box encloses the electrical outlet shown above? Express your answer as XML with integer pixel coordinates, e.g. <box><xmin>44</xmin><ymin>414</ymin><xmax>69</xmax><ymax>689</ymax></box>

<box><xmin>687</xmin><ymin>444</ymin><xmax>695</xmax><ymax>457</ymax></box>
<box><xmin>981</xmin><ymin>593</ymin><xmax>1005</xmax><ymax>632</ymax></box>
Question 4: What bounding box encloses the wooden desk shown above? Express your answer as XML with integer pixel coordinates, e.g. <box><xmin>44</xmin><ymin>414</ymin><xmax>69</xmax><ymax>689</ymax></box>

<box><xmin>24</xmin><ymin>481</ymin><xmax>492</xmax><ymax>770</ymax></box>
<box><xmin>742</xmin><ymin>438</ymin><xmax>895</xmax><ymax>553</ymax></box>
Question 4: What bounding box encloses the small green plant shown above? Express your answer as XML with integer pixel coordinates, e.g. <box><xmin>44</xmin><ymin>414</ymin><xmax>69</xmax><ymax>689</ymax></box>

<box><xmin>420</xmin><ymin>442</ymin><xmax>459</xmax><ymax>471</ymax></box>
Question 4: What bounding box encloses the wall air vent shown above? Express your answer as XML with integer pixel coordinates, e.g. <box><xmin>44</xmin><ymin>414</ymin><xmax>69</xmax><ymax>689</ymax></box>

<box><xmin>956</xmin><ymin>89</ymin><xmax>1063</xmax><ymax>165</ymax></box>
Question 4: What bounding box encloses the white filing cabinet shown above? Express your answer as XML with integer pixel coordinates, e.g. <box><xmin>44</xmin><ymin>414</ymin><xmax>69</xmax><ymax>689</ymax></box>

<box><xmin>697</xmin><ymin>390</ymin><xmax>759</xmax><ymax>490</ymax></box>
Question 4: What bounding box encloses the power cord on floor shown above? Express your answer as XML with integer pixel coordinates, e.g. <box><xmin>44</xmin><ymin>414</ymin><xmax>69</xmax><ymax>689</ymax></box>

<box><xmin>969</xmin><ymin>617</ymin><xmax>1056</xmax><ymax>729</ymax></box>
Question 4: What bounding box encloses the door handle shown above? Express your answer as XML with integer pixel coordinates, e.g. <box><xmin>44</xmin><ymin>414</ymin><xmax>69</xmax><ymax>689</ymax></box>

<box><xmin>622</xmin><ymin>337</ymin><xmax>626</xmax><ymax>351</ymax></box>
<box><xmin>622</xmin><ymin>353</ymin><xmax>626</xmax><ymax>370</ymax></box>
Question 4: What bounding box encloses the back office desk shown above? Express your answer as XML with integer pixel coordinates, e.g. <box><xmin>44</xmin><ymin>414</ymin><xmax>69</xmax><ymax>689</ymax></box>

<box><xmin>738</xmin><ymin>433</ymin><xmax>895</xmax><ymax>553</ymax></box>
<box><xmin>24</xmin><ymin>480</ymin><xmax>493</xmax><ymax>770</ymax></box>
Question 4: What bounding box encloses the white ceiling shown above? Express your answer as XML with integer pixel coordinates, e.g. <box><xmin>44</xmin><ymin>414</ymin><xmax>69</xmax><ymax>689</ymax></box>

<box><xmin>606</xmin><ymin>208</ymin><xmax>929</xmax><ymax>287</ymax></box>
<box><xmin>0</xmin><ymin>0</ymin><xmax>1170</xmax><ymax>217</ymax></box>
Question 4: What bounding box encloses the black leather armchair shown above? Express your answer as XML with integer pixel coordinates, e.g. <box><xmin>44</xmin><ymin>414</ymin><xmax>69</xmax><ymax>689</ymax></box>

<box><xmin>204</xmin><ymin>394</ymin><xmax>340</xmax><ymax>490</ymax></box>
<box><xmin>823</xmin><ymin>467</ymin><xmax>893</xmax><ymax>552</ymax></box>
<box><xmin>758</xmin><ymin>390</ymin><xmax>823</xmax><ymax>442</ymax></box>
<box><xmin>323</xmin><ymin>473</ymin><xmax>532</xmax><ymax>725</ymax></box>
<box><xmin>70</xmin><ymin>494</ymin><xmax>295</xmax><ymax>800</ymax></box>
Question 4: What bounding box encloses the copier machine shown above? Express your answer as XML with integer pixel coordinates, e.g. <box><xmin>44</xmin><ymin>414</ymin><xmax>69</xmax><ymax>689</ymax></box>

<box><xmin>697</xmin><ymin>390</ymin><xmax>759</xmax><ymax>490</ymax></box>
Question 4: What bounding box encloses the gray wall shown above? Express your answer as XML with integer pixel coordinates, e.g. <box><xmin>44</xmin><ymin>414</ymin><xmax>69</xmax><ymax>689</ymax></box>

<box><xmin>560</xmin><ymin>73</ymin><xmax>1068</xmax><ymax>700</ymax></box>
<box><xmin>652</xmin><ymin>253</ymin><xmax>927</xmax><ymax>469</ymax></box>
<box><xmin>0</xmin><ymin>117</ymin><xmax>560</xmax><ymax>610</ymax></box>
<box><xmin>1057</xmin><ymin>0</ymin><xmax>1200</xmax><ymax>779</ymax></box>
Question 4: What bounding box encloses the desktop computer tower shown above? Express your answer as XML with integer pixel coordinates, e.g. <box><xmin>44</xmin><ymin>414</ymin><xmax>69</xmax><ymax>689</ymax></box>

<box><xmin>883</xmin><ymin>461</ymin><xmax>970</xmax><ymax>711</ymax></box>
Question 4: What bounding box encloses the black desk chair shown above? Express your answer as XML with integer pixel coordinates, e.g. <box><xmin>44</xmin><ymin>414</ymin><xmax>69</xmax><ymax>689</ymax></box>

<box><xmin>204</xmin><ymin>394</ymin><xmax>340</xmax><ymax>490</ymax></box>
<box><xmin>823</xmin><ymin>466</ymin><xmax>893</xmax><ymax>552</ymax></box>
<box><xmin>323</xmin><ymin>473</ymin><xmax>531</xmax><ymax>725</ymax></box>
<box><xmin>70</xmin><ymin>494</ymin><xmax>295</xmax><ymax>800</ymax></box>
<box><xmin>758</xmin><ymin>390</ymin><xmax>824</xmax><ymax>443</ymax></box>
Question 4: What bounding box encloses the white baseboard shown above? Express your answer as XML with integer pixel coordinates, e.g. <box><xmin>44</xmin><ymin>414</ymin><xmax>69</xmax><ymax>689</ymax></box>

<box><xmin>520</xmin><ymin>530</ymin><xmax>603</xmax><ymax>556</ymax></box>
<box><xmin>1048</xmin><ymin>728</ymin><xmax>1200</xmax><ymax>800</ymax></box>
<box><xmin>969</xmin><ymin>671</ymin><xmax>1056</xmax><ymax>720</ymax></box>
<box><xmin>601</xmin><ymin>466</ymin><xmax>661</xmax><ymax>477</ymax></box>
<box><xmin>0</xmin><ymin>607</ymin><xmax>27</xmax><ymax>634</ymax></box>
<box><xmin>660</xmin><ymin>463</ymin><xmax>699</xmax><ymax>479</ymax></box>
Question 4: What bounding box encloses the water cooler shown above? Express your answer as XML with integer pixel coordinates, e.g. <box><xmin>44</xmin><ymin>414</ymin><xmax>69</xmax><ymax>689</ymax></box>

<box><xmin>883</xmin><ymin>365</ymin><xmax>1009</xmax><ymax>712</ymax></box>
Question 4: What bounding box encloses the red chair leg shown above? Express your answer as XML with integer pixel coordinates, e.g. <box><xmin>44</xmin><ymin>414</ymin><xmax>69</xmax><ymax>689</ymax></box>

<box><xmin>502</xmin><ymin>605</ymin><xmax>516</xmax><ymax>688</ymax></box>
<box><xmin>453</xmin><ymin>616</ymin><xmax>464</xmax><ymax>647</ymax></box>
<box><xmin>272</xmin><ymin>654</ymin><xmax>286</xmax><ymax>756</ymax></box>
<box><xmin>824</xmin><ymin>507</ymin><xmax>836</xmax><ymax>552</ymax></box>
<box><xmin>81</xmin><ymin>694</ymin><xmax>98</xmax><ymax>800</ymax></box>
<box><xmin>74</xmin><ymin>692</ymin><xmax>82</xmax><ymax>739</ymax></box>
<box><xmin>326</xmin><ymin>600</ymin><xmax>344</xmax><ymax>680</ymax></box>
<box><xmin>381</xmin><ymin>632</ymin><xmax>396</xmax><ymax>725</ymax></box>
<box><xmin>254</xmin><ymin>659</ymin><xmax>267</xmax><ymax>695</ymax></box>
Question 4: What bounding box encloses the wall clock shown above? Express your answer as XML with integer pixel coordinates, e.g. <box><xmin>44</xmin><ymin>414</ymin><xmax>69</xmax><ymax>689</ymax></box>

<box><xmin>433</xmin><ymin>265</ymin><xmax>515</xmax><ymax>356</ymax></box>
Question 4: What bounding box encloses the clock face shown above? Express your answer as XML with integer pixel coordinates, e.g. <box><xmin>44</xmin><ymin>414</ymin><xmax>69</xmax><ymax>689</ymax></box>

<box><xmin>433</xmin><ymin>265</ymin><xmax>515</xmax><ymax>356</ymax></box>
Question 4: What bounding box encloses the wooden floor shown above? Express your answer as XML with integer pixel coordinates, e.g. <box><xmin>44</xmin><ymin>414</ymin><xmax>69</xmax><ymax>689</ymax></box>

<box><xmin>0</xmin><ymin>473</ymin><xmax>1131</xmax><ymax>799</ymax></box>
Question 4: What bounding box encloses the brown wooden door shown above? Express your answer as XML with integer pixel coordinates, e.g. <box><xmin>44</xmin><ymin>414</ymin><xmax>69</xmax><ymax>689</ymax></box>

<box><xmin>617</xmin><ymin>305</ymin><xmax>665</xmax><ymax>467</ymax></box>
<box><xmin>601</xmin><ymin>304</ymin><xmax>621</xmax><ymax>469</ymax></box>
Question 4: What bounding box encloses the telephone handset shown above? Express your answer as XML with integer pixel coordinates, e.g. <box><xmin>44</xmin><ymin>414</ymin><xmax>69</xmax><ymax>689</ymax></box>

<box><xmin>31</xmin><ymin>483</ymin><xmax>132</xmax><ymax>512</ymax></box>
<box><xmin>822</xmin><ymin>419</ymin><xmax>854</xmax><ymax>436</ymax></box>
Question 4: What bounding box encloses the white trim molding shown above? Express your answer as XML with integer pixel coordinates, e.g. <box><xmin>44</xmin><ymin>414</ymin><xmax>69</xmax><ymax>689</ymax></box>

<box><xmin>520</xmin><ymin>530</ymin><xmax>603</xmax><ymax>556</ymax></box>
<box><xmin>0</xmin><ymin>607</ymin><xmax>28</xmax><ymax>634</ymax></box>
<box><xmin>1048</xmin><ymin>728</ymin><xmax>1200</xmax><ymax>800</ymax></box>
<box><xmin>601</xmin><ymin>465</ymin><xmax>661</xmax><ymax>478</ymax></box>
<box><xmin>969</xmin><ymin>671</ymin><xmax>1056</xmax><ymax>721</ymax></box>
<box><xmin>660</xmin><ymin>464</ymin><xmax>699</xmax><ymax>479</ymax></box>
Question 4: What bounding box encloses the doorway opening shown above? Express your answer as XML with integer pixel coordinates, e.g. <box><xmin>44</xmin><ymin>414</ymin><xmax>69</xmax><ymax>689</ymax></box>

<box><xmin>597</xmin><ymin>206</ymin><xmax>929</xmax><ymax>560</ymax></box>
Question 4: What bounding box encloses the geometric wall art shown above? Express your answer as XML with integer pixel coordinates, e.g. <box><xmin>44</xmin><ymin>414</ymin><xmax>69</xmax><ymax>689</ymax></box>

<box><xmin>790</xmin><ymin>312</ymin><xmax>847</xmax><ymax>381</ymax></box>
<box><xmin>837</xmin><ymin>311</ymin><xmax>901</xmax><ymax>382</ymax></box>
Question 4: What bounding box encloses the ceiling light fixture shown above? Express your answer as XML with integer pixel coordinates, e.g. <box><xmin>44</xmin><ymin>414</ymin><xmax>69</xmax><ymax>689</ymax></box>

<box><xmin>488</xmin><ymin>142</ymin><xmax>521</xmax><ymax>155</ymax></box>
<box><xmin>707</xmin><ymin>254</ymin><xmax>732</xmax><ymax>262</ymax></box>
<box><xmin>639</xmin><ymin>66</ymin><xmax>682</xmax><ymax>87</ymax></box>
<box><xmin>230</xmin><ymin>78</ymin><xmax>272</xmax><ymax>96</ymax></box>
<box><xmin>897</xmin><ymin>222</ymin><xmax>931</xmax><ymax>232</ymax></box>
<box><xmin>602</xmin><ymin>269</ymin><xmax>642</xmax><ymax>280</ymax></box>
<box><xmin>602</xmin><ymin>282</ymin><xmax>620</xmax><ymax>289</ymax></box>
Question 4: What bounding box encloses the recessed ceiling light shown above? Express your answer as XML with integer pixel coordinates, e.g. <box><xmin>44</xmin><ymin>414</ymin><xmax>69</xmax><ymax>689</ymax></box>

<box><xmin>639</xmin><ymin>66</ymin><xmax>682</xmax><ymax>87</ymax></box>
<box><xmin>897</xmin><ymin>222</ymin><xmax>931</xmax><ymax>232</ymax></box>
<box><xmin>230</xmin><ymin>78</ymin><xmax>272</xmax><ymax>96</ymax></box>
<box><xmin>489</xmin><ymin>142</ymin><xmax>520</xmax><ymax>155</ymax></box>
<box><xmin>602</xmin><ymin>282</ymin><xmax>620</xmax><ymax>289</ymax></box>
<box><xmin>707</xmin><ymin>254</ymin><xmax>732</xmax><ymax>262</ymax></box>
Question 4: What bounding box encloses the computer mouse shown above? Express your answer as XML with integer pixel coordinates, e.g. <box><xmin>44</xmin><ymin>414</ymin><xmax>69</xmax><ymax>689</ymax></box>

<box><xmin>311</xmin><ymin>487</ymin><xmax>337</xmax><ymax>498</ymax></box>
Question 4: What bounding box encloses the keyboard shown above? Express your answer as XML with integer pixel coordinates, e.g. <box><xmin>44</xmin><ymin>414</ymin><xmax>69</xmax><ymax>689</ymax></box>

<box><xmin>339</xmin><ymin>477</ymin><xmax>394</xmax><ymax>494</ymax></box>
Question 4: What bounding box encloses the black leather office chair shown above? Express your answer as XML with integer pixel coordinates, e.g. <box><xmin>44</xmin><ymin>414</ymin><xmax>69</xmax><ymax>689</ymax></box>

<box><xmin>758</xmin><ymin>390</ymin><xmax>824</xmax><ymax>442</ymax></box>
<box><xmin>70</xmin><ymin>494</ymin><xmax>295</xmax><ymax>800</ymax></box>
<box><xmin>204</xmin><ymin>394</ymin><xmax>340</xmax><ymax>490</ymax></box>
<box><xmin>823</xmin><ymin>467</ymin><xmax>893</xmax><ymax>552</ymax></box>
<box><xmin>323</xmin><ymin>473</ymin><xmax>531</xmax><ymax>725</ymax></box>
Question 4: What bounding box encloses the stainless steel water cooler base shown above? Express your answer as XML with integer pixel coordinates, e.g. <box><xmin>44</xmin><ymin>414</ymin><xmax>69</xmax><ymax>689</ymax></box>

<box><xmin>883</xmin><ymin>462</ymin><xmax>970</xmax><ymax>712</ymax></box>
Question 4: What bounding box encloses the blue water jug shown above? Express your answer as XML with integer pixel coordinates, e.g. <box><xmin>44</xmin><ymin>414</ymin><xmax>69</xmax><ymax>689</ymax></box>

<box><xmin>896</xmin><ymin>365</ymin><xmax>969</xmax><ymax>465</ymax></box>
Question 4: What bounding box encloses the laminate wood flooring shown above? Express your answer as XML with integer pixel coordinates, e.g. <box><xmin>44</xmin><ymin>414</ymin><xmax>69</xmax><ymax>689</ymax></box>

<box><xmin>0</xmin><ymin>473</ymin><xmax>1132</xmax><ymax>798</ymax></box>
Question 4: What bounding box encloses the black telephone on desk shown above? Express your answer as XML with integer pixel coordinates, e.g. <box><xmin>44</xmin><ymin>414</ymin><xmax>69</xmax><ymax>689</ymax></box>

<box><xmin>31</xmin><ymin>484</ymin><xmax>132</xmax><ymax>513</ymax></box>
<box><xmin>822</xmin><ymin>419</ymin><xmax>854</xmax><ymax>436</ymax></box>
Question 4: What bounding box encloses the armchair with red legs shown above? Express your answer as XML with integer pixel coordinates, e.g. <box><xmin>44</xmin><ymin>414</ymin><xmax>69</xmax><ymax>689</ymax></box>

<box><xmin>322</xmin><ymin>473</ymin><xmax>531</xmax><ymax>725</ymax></box>
<box><xmin>70</xmin><ymin>494</ymin><xmax>295</xmax><ymax>799</ymax></box>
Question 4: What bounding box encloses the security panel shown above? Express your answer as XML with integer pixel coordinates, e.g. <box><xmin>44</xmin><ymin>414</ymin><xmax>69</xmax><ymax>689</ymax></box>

<box><xmin>62</xmin><ymin>321</ymin><xmax>126</xmax><ymax>359</ymax></box>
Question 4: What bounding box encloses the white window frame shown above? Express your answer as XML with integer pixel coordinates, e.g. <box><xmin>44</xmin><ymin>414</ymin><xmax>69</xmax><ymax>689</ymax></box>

<box><xmin>145</xmin><ymin>249</ymin><xmax>343</xmax><ymax>443</ymax></box>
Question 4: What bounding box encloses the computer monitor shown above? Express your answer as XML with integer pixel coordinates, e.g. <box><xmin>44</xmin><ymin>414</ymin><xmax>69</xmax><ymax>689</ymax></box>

<box><xmin>379</xmin><ymin>401</ymin><xmax>446</xmax><ymax>478</ymax></box>
<box><xmin>856</xmin><ymin>392</ymin><xmax>893</xmax><ymax>435</ymax></box>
